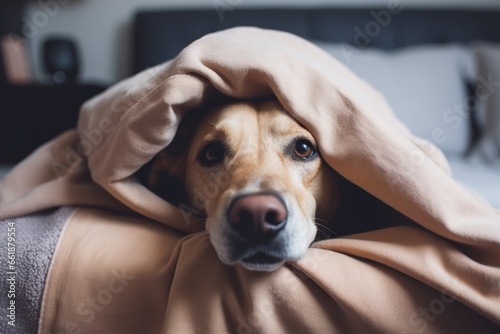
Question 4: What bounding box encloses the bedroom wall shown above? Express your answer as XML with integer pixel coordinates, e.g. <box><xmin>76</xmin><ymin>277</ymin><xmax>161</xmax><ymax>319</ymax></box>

<box><xmin>23</xmin><ymin>0</ymin><xmax>500</xmax><ymax>84</ymax></box>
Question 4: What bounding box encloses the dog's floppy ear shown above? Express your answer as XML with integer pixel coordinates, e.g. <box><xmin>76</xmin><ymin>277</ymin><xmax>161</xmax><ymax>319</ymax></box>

<box><xmin>147</xmin><ymin>150</ymin><xmax>186</xmax><ymax>187</ymax></box>
<box><xmin>136</xmin><ymin>109</ymin><xmax>206</xmax><ymax>205</ymax></box>
<box><xmin>133</xmin><ymin>146</ymin><xmax>188</xmax><ymax>206</ymax></box>
<box><xmin>144</xmin><ymin>129</ymin><xmax>193</xmax><ymax>206</ymax></box>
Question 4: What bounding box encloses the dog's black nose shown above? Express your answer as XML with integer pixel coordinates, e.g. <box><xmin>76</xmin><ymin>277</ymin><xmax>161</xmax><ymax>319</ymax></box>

<box><xmin>227</xmin><ymin>194</ymin><xmax>287</xmax><ymax>241</ymax></box>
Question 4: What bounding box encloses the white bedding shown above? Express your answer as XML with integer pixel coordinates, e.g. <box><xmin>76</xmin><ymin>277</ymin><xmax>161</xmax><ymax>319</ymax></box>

<box><xmin>446</xmin><ymin>154</ymin><xmax>500</xmax><ymax>208</ymax></box>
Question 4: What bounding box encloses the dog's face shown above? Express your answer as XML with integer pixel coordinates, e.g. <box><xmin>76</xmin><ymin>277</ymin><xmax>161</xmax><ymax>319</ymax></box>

<box><xmin>178</xmin><ymin>101</ymin><xmax>339</xmax><ymax>270</ymax></box>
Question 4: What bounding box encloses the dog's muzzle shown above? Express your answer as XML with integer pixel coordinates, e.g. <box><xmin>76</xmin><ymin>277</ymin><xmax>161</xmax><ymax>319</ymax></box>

<box><xmin>224</xmin><ymin>192</ymin><xmax>291</xmax><ymax>269</ymax></box>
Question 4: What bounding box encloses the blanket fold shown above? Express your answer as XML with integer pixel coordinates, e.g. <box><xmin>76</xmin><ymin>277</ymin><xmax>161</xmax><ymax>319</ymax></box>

<box><xmin>0</xmin><ymin>27</ymin><xmax>498</xmax><ymax>332</ymax></box>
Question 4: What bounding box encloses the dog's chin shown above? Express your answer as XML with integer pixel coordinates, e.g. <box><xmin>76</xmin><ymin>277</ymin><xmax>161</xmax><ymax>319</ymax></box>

<box><xmin>220</xmin><ymin>252</ymin><xmax>290</xmax><ymax>271</ymax></box>
<box><xmin>239</xmin><ymin>253</ymin><xmax>286</xmax><ymax>271</ymax></box>
<box><xmin>215</xmin><ymin>245</ymin><xmax>308</xmax><ymax>272</ymax></box>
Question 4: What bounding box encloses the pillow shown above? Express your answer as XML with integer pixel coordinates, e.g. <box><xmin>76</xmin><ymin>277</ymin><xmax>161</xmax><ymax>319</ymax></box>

<box><xmin>314</xmin><ymin>42</ymin><xmax>475</xmax><ymax>154</ymax></box>
<box><xmin>472</xmin><ymin>42</ymin><xmax>500</xmax><ymax>162</ymax></box>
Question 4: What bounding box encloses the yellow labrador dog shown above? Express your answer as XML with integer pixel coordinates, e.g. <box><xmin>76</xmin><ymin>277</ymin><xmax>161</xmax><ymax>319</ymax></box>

<box><xmin>146</xmin><ymin>100</ymin><xmax>340</xmax><ymax>271</ymax></box>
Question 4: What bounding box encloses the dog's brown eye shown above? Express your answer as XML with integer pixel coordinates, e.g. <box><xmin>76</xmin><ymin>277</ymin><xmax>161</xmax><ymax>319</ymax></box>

<box><xmin>198</xmin><ymin>141</ymin><xmax>225</xmax><ymax>167</ymax></box>
<box><xmin>294</xmin><ymin>139</ymin><xmax>316</xmax><ymax>160</ymax></box>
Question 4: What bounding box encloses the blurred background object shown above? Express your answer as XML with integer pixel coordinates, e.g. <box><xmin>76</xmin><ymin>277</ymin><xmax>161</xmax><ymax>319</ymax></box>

<box><xmin>0</xmin><ymin>34</ymin><xmax>32</xmax><ymax>83</ymax></box>
<box><xmin>43</xmin><ymin>37</ymin><xmax>80</xmax><ymax>84</ymax></box>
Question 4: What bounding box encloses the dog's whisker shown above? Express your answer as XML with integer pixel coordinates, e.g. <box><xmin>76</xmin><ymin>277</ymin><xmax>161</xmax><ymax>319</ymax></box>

<box><xmin>314</xmin><ymin>229</ymin><xmax>339</xmax><ymax>241</ymax></box>
<box><xmin>206</xmin><ymin>120</ymin><xmax>217</xmax><ymax>128</ymax></box>
<box><xmin>314</xmin><ymin>218</ymin><xmax>340</xmax><ymax>239</ymax></box>
<box><xmin>313</xmin><ymin>217</ymin><xmax>329</xmax><ymax>225</ymax></box>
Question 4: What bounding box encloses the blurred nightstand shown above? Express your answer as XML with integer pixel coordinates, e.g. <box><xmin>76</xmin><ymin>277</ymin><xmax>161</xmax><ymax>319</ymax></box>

<box><xmin>0</xmin><ymin>83</ymin><xmax>107</xmax><ymax>164</ymax></box>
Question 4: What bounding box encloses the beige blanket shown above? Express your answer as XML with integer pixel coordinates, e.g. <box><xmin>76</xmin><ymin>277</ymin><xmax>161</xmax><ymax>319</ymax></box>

<box><xmin>0</xmin><ymin>27</ymin><xmax>499</xmax><ymax>333</ymax></box>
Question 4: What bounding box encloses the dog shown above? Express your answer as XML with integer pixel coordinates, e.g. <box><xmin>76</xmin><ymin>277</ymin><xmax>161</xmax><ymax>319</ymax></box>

<box><xmin>145</xmin><ymin>100</ymin><xmax>340</xmax><ymax>271</ymax></box>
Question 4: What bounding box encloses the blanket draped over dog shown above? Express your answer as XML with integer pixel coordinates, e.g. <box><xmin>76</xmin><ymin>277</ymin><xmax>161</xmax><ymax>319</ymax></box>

<box><xmin>0</xmin><ymin>27</ymin><xmax>499</xmax><ymax>333</ymax></box>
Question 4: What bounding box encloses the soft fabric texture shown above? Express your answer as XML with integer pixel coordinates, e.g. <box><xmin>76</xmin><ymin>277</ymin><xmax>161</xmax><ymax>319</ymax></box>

<box><xmin>0</xmin><ymin>207</ymin><xmax>74</xmax><ymax>333</ymax></box>
<box><xmin>314</xmin><ymin>42</ymin><xmax>475</xmax><ymax>154</ymax></box>
<box><xmin>0</xmin><ymin>27</ymin><xmax>499</xmax><ymax>333</ymax></box>
<box><xmin>35</xmin><ymin>208</ymin><xmax>499</xmax><ymax>334</ymax></box>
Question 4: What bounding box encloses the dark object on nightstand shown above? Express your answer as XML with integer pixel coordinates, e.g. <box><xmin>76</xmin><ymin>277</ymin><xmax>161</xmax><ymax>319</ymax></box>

<box><xmin>43</xmin><ymin>37</ymin><xmax>80</xmax><ymax>84</ymax></box>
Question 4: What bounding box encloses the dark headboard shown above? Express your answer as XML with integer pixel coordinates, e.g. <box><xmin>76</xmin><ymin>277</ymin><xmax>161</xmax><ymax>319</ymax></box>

<box><xmin>133</xmin><ymin>8</ymin><xmax>500</xmax><ymax>73</ymax></box>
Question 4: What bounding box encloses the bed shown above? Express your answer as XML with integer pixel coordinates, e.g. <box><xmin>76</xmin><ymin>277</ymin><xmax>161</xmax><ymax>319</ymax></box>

<box><xmin>0</xmin><ymin>7</ymin><xmax>499</xmax><ymax>334</ymax></box>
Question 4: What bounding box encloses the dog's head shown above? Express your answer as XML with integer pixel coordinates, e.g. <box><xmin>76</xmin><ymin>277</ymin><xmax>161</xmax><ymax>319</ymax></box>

<box><xmin>148</xmin><ymin>100</ymin><xmax>339</xmax><ymax>271</ymax></box>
